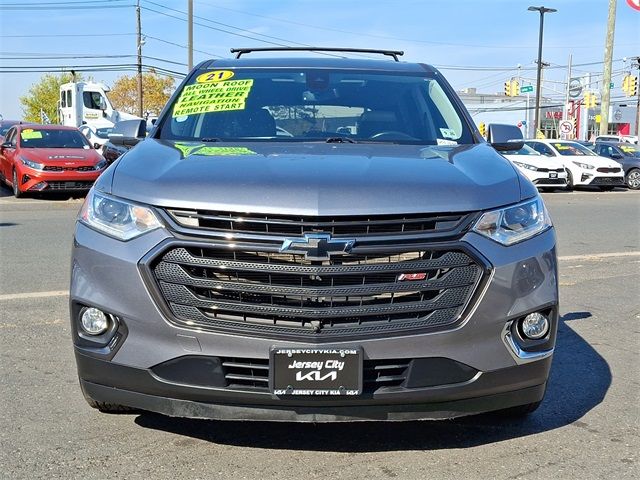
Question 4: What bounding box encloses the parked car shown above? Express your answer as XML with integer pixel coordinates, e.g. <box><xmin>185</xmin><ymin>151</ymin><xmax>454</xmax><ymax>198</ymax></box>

<box><xmin>500</xmin><ymin>143</ymin><xmax>567</xmax><ymax>191</ymax></box>
<box><xmin>594</xmin><ymin>141</ymin><xmax>640</xmax><ymax>190</ymax></box>
<box><xmin>79</xmin><ymin>124</ymin><xmax>113</xmax><ymax>153</ymax></box>
<box><xmin>0</xmin><ymin>119</ymin><xmax>33</xmax><ymax>142</ymax></box>
<box><xmin>525</xmin><ymin>139</ymin><xmax>625</xmax><ymax>190</ymax></box>
<box><xmin>0</xmin><ymin>125</ymin><xmax>107</xmax><ymax>197</ymax></box>
<box><xmin>101</xmin><ymin>119</ymin><xmax>147</xmax><ymax>164</ymax></box>
<box><xmin>594</xmin><ymin>134</ymin><xmax>638</xmax><ymax>145</ymax></box>
<box><xmin>71</xmin><ymin>48</ymin><xmax>559</xmax><ymax>422</ymax></box>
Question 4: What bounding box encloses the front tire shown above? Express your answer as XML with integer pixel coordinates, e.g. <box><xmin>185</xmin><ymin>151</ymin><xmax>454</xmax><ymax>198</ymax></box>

<box><xmin>626</xmin><ymin>168</ymin><xmax>640</xmax><ymax>190</ymax></box>
<box><xmin>565</xmin><ymin>170</ymin><xmax>574</xmax><ymax>191</ymax></box>
<box><xmin>12</xmin><ymin>169</ymin><xmax>24</xmax><ymax>198</ymax></box>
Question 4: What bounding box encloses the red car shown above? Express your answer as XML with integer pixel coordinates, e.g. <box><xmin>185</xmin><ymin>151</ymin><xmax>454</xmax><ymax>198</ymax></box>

<box><xmin>0</xmin><ymin>124</ymin><xmax>107</xmax><ymax>197</ymax></box>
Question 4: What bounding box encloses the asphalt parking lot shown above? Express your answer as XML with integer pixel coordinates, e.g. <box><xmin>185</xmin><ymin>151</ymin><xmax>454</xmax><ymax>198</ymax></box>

<box><xmin>0</xmin><ymin>186</ymin><xmax>638</xmax><ymax>480</ymax></box>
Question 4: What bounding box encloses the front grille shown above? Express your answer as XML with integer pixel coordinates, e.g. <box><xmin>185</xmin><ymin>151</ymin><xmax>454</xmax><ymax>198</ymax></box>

<box><xmin>43</xmin><ymin>165</ymin><xmax>96</xmax><ymax>172</ymax></box>
<box><xmin>596</xmin><ymin>167</ymin><xmax>621</xmax><ymax>173</ymax></box>
<box><xmin>46</xmin><ymin>181</ymin><xmax>94</xmax><ymax>190</ymax></box>
<box><xmin>534</xmin><ymin>178</ymin><xmax>566</xmax><ymax>185</ymax></box>
<box><xmin>166</xmin><ymin>209</ymin><xmax>473</xmax><ymax>238</ymax></box>
<box><xmin>221</xmin><ymin>357</ymin><xmax>409</xmax><ymax>392</ymax></box>
<box><xmin>150</xmin><ymin>243</ymin><xmax>484</xmax><ymax>338</ymax></box>
<box><xmin>536</xmin><ymin>168</ymin><xmax>565</xmax><ymax>173</ymax></box>
<box><xmin>590</xmin><ymin>176</ymin><xmax>624</xmax><ymax>185</ymax></box>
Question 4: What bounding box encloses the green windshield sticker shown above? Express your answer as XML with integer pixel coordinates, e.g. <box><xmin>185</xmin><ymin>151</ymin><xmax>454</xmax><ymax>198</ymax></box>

<box><xmin>620</xmin><ymin>146</ymin><xmax>636</xmax><ymax>153</ymax></box>
<box><xmin>554</xmin><ymin>144</ymin><xmax>570</xmax><ymax>150</ymax></box>
<box><xmin>20</xmin><ymin>129</ymin><xmax>43</xmax><ymax>140</ymax></box>
<box><xmin>174</xmin><ymin>143</ymin><xmax>256</xmax><ymax>157</ymax></box>
<box><xmin>172</xmin><ymin>79</ymin><xmax>254</xmax><ymax>117</ymax></box>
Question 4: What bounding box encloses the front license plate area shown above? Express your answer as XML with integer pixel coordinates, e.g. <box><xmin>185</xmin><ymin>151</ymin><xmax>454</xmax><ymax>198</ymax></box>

<box><xmin>270</xmin><ymin>347</ymin><xmax>362</xmax><ymax>396</ymax></box>
<box><xmin>549</xmin><ymin>172</ymin><xmax>558</xmax><ymax>178</ymax></box>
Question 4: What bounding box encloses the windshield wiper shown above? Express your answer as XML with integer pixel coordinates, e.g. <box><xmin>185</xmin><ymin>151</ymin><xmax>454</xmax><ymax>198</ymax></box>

<box><xmin>200</xmin><ymin>137</ymin><xmax>222</xmax><ymax>142</ymax></box>
<box><xmin>325</xmin><ymin>137</ymin><xmax>357</xmax><ymax>144</ymax></box>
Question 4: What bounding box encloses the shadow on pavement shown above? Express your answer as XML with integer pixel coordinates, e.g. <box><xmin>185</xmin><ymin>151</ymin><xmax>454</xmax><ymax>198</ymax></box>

<box><xmin>134</xmin><ymin>312</ymin><xmax>610</xmax><ymax>451</ymax></box>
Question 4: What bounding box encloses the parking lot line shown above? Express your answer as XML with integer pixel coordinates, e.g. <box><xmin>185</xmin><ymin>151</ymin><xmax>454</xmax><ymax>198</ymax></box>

<box><xmin>558</xmin><ymin>251</ymin><xmax>640</xmax><ymax>261</ymax></box>
<box><xmin>0</xmin><ymin>290</ymin><xmax>69</xmax><ymax>301</ymax></box>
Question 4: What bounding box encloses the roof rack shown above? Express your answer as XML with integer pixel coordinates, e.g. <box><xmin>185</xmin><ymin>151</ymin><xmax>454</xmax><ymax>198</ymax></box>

<box><xmin>230</xmin><ymin>47</ymin><xmax>404</xmax><ymax>62</ymax></box>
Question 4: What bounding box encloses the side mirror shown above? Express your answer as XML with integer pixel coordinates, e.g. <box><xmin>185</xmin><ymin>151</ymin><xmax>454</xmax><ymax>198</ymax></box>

<box><xmin>93</xmin><ymin>143</ymin><xmax>101</xmax><ymax>150</ymax></box>
<box><xmin>487</xmin><ymin>123</ymin><xmax>524</xmax><ymax>152</ymax></box>
<box><xmin>0</xmin><ymin>141</ymin><xmax>11</xmax><ymax>149</ymax></box>
<box><xmin>108</xmin><ymin>119</ymin><xmax>147</xmax><ymax>147</ymax></box>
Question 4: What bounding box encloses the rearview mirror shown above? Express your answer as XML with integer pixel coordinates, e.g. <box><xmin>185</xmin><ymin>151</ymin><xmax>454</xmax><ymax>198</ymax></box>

<box><xmin>108</xmin><ymin>119</ymin><xmax>147</xmax><ymax>147</ymax></box>
<box><xmin>487</xmin><ymin>124</ymin><xmax>525</xmax><ymax>152</ymax></box>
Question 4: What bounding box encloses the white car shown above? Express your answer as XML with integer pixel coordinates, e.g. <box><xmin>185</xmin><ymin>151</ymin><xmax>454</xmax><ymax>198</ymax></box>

<box><xmin>501</xmin><ymin>144</ymin><xmax>567</xmax><ymax>191</ymax></box>
<box><xmin>594</xmin><ymin>134</ymin><xmax>638</xmax><ymax>145</ymax></box>
<box><xmin>525</xmin><ymin>139</ymin><xmax>626</xmax><ymax>190</ymax></box>
<box><xmin>79</xmin><ymin>124</ymin><xmax>113</xmax><ymax>153</ymax></box>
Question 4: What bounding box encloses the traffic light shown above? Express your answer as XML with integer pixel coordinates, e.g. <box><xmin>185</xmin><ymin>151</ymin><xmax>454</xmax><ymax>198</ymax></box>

<box><xmin>622</xmin><ymin>75</ymin><xmax>630</xmax><ymax>94</ymax></box>
<box><xmin>583</xmin><ymin>92</ymin><xmax>597</xmax><ymax>108</ymax></box>
<box><xmin>629</xmin><ymin>76</ymin><xmax>638</xmax><ymax>97</ymax></box>
<box><xmin>504</xmin><ymin>81</ymin><xmax>512</xmax><ymax>97</ymax></box>
<box><xmin>511</xmin><ymin>79</ymin><xmax>520</xmax><ymax>96</ymax></box>
<box><xmin>478</xmin><ymin>122</ymin><xmax>486</xmax><ymax>138</ymax></box>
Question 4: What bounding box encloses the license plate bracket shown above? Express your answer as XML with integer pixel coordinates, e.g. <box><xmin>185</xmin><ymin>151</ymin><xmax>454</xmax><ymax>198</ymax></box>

<box><xmin>270</xmin><ymin>347</ymin><xmax>363</xmax><ymax>396</ymax></box>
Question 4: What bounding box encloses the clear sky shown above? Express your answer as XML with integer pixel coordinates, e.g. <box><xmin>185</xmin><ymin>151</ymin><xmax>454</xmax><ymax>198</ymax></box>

<box><xmin>1</xmin><ymin>0</ymin><xmax>638</xmax><ymax>120</ymax></box>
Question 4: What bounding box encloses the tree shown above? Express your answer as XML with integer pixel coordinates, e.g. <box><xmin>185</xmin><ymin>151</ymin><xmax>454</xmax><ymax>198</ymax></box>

<box><xmin>20</xmin><ymin>73</ymin><xmax>81</xmax><ymax>123</ymax></box>
<box><xmin>108</xmin><ymin>72</ymin><xmax>175</xmax><ymax>116</ymax></box>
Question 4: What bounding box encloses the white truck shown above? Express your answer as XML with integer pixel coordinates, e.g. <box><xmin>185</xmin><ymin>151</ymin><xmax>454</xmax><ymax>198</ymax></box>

<box><xmin>58</xmin><ymin>81</ymin><xmax>141</xmax><ymax>129</ymax></box>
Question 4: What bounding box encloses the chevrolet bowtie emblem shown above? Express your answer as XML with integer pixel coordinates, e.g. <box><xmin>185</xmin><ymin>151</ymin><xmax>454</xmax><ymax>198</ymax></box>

<box><xmin>279</xmin><ymin>233</ymin><xmax>355</xmax><ymax>261</ymax></box>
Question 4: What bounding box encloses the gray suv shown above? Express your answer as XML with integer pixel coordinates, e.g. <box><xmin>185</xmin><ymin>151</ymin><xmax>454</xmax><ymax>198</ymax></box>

<box><xmin>70</xmin><ymin>48</ymin><xmax>558</xmax><ymax>422</ymax></box>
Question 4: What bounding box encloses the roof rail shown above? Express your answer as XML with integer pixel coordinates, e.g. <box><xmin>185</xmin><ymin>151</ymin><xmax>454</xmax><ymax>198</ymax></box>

<box><xmin>230</xmin><ymin>47</ymin><xmax>404</xmax><ymax>62</ymax></box>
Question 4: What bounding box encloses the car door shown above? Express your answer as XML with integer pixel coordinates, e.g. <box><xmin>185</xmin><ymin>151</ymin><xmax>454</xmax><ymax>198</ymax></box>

<box><xmin>0</xmin><ymin>127</ymin><xmax>17</xmax><ymax>180</ymax></box>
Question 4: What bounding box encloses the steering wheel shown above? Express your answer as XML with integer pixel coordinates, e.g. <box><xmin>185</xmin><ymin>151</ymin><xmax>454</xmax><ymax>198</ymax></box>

<box><xmin>369</xmin><ymin>131</ymin><xmax>420</xmax><ymax>141</ymax></box>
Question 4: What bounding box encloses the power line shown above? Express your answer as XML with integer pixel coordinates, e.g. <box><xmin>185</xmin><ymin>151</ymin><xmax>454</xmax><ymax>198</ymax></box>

<box><xmin>144</xmin><ymin>35</ymin><xmax>223</xmax><ymax>59</ymax></box>
<box><xmin>0</xmin><ymin>33</ymin><xmax>135</xmax><ymax>38</ymax></box>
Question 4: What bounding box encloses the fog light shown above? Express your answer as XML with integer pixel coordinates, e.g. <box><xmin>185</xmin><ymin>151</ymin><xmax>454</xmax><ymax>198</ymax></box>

<box><xmin>520</xmin><ymin>312</ymin><xmax>549</xmax><ymax>339</ymax></box>
<box><xmin>80</xmin><ymin>308</ymin><xmax>109</xmax><ymax>335</ymax></box>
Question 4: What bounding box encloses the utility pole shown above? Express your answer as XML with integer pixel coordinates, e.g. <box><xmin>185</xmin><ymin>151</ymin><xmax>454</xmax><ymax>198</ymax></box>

<box><xmin>136</xmin><ymin>0</ymin><xmax>143</xmax><ymax>118</ymax></box>
<box><xmin>187</xmin><ymin>0</ymin><xmax>193</xmax><ymax>70</ymax></box>
<box><xmin>633</xmin><ymin>56</ymin><xmax>640</xmax><ymax>139</ymax></box>
<box><xmin>600</xmin><ymin>0</ymin><xmax>617</xmax><ymax>135</ymax></box>
<box><xmin>528</xmin><ymin>6</ymin><xmax>557</xmax><ymax>138</ymax></box>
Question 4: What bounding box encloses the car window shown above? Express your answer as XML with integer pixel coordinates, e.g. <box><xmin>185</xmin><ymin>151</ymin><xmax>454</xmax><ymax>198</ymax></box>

<box><xmin>502</xmin><ymin>144</ymin><xmax>540</xmax><ymax>156</ymax></box>
<box><xmin>19</xmin><ymin>128</ymin><xmax>91</xmax><ymax>149</ymax></box>
<box><xmin>158</xmin><ymin>68</ymin><xmax>474</xmax><ymax>145</ymax></box>
<box><xmin>5</xmin><ymin>128</ymin><xmax>17</xmax><ymax>147</ymax></box>
<box><xmin>527</xmin><ymin>142</ymin><xmax>554</xmax><ymax>156</ymax></box>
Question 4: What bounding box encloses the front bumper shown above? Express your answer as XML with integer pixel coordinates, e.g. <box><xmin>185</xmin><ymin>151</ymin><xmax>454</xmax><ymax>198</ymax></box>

<box><xmin>70</xmin><ymin>222</ymin><xmax>559</xmax><ymax>421</ymax></box>
<box><xmin>16</xmin><ymin>165</ymin><xmax>101</xmax><ymax>192</ymax></box>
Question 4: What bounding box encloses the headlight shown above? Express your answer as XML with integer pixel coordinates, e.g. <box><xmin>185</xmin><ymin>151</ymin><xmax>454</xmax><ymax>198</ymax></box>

<box><xmin>20</xmin><ymin>156</ymin><xmax>44</xmax><ymax>171</ymax></box>
<box><xmin>572</xmin><ymin>161</ymin><xmax>594</xmax><ymax>170</ymax></box>
<box><xmin>79</xmin><ymin>189</ymin><xmax>162</xmax><ymax>240</ymax></box>
<box><xmin>473</xmin><ymin>197</ymin><xmax>552</xmax><ymax>246</ymax></box>
<box><xmin>513</xmin><ymin>161</ymin><xmax>538</xmax><ymax>171</ymax></box>
<box><xmin>95</xmin><ymin>160</ymin><xmax>108</xmax><ymax>170</ymax></box>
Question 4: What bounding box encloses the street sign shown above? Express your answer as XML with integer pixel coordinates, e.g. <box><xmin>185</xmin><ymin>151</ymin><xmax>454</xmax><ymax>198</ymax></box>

<box><xmin>521</xmin><ymin>85</ymin><xmax>534</xmax><ymax>93</ymax></box>
<box><xmin>559</xmin><ymin>120</ymin><xmax>574</xmax><ymax>135</ymax></box>
<box><xmin>626</xmin><ymin>0</ymin><xmax>640</xmax><ymax>12</ymax></box>
<box><xmin>569</xmin><ymin>78</ymin><xmax>583</xmax><ymax>98</ymax></box>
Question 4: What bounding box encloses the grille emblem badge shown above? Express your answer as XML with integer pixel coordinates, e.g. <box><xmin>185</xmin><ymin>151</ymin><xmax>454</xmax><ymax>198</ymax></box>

<box><xmin>280</xmin><ymin>233</ymin><xmax>355</xmax><ymax>261</ymax></box>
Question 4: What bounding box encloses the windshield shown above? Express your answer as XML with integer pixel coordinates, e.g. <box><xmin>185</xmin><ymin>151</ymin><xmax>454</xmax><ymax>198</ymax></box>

<box><xmin>502</xmin><ymin>144</ymin><xmax>540</xmax><ymax>156</ymax></box>
<box><xmin>19</xmin><ymin>128</ymin><xmax>91</xmax><ymax>149</ymax></box>
<box><xmin>619</xmin><ymin>144</ymin><xmax>640</xmax><ymax>158</ymax></box>
<box><xmin>552</xmin><ymin>142</ymin><xmax>596</xmax><ymax>156</ymax></box>
<box><xmin>158</xmin><ymin>68</ymin><xmax>474</xmax><ymax>145</ymax></box>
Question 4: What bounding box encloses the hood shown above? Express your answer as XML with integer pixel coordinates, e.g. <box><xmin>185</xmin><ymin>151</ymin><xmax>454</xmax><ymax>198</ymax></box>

<box><xmin>20</xmin><ymin>147</ymin><xmax>101</xmax><ymax>166</ymax></box>
<box><xmin>110</xmin><ymin>140</ymin><xmax>524</xmax><ymax>216</ymax></box>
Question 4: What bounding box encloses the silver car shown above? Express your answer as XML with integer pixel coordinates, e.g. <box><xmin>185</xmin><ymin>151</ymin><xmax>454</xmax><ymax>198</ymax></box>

<box><xmin>70</xmin><ymin>48</ymin><xmax>558</xmax><ymax>422</ymax></box>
